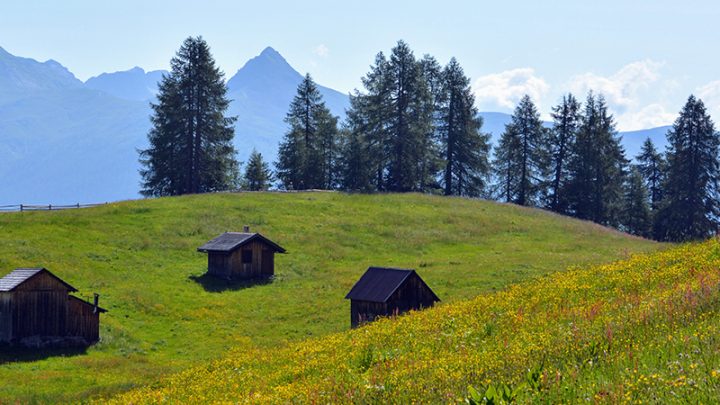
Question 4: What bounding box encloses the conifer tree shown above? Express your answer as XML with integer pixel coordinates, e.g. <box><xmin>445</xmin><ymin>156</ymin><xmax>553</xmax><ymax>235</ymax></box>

<box><xmin>492</xmin><ymin>95</ymin><xmax>547</xmax><ymax>205</ymax></box>
<box><xmin>566</xmin><ymin>93</ymin><xmax>627</xmax><ymax>226</ymax></box>
<box><xmin>439</xmin><ymin>58</ymin><xmax>490</xmax><ymax>196</ymax></box>
<box><xmin>242</xmin><ymin>149</ymin><xmax>273</xmax><ymax>191</ymax></box>
<box><xmin>493</xmin><ymin>124</ymin><xmax>522</xmax><ymax>202</ymax></box>
<box><xmin>385</xmin><ymin>41</ymin><xmax>435</xmax><ymax>192</ymax></box>
<box><xmin>276</xmin><ymin>74</ymin><xmax>339</xmax><ymax>190</ymax></box>
<box><xmin>654</xmin><ymin>95</ymin><xmax>720</xmax><ymax>241</ymax></box>
<box><xmin>635</xmin><ymin>138</ymin><xmax>665</xmax><ymax>211</ymax></box>
<box><xmin>548</xmin><ymin>93</ymin><xmax>581</xmax><ymax>212</ymax></box>
<box><xmin>338</xmin><ymin>127</ymin><xmax>373</xmax><ymax>192</ymax></box>
<box><xmin>356</xmin><ymin>52</ymin><xmax>392</xmax><ymax>191</ymax></box>
<box><xmin>342</xmin><ymin>41</ymin><xmax>436</xmax><ymax>193</ymax></box>
<box><xmin>418</xmin><ymin>55</ymin><xmax>445</xmax><ymax>192</ymax></box>
<box><xmin>621</xmin><ymin>167</ymin><xmax>652</xmax><ymax>237</ymax></box>
<box><xmin>139</xmin><ymin>36</ymin><xmax>238</xmax><ymax>196</ymax></box>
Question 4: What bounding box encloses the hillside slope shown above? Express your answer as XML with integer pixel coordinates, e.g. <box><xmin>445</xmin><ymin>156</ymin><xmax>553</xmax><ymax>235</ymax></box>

<box><xmin>0</xmin><ymin>192</ymin><xmax>660</xmax><ymax>402</ymax></box>
<box><xmin>115</xmin><ymin>239</ymin><xmax>720</xmax><ymax>404</ymax></box>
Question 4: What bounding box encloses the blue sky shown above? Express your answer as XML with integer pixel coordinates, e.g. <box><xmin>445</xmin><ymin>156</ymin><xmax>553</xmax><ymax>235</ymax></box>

<box><xmin>2</xmin><ymin>0</ymin><xmax>720</xmax><ymax>130</ymax></box>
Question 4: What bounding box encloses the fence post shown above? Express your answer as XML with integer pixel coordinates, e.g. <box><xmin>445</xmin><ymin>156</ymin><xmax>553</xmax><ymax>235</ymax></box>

<box><xmin>20</xmin><ymin>204</ymin><xmax>23</xmax><ymax>212</ymax></box>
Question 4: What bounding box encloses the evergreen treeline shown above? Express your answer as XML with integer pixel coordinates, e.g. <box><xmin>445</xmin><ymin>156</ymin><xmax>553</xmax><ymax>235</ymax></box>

<box><xmin>141</xmin><ymin>38</ymin><xmax>720</xmax><ymax>243</ymax></box>
<box><xmin>279</xmin><ymin>41</ymin><xmax>491</xmax><ymax>196</ymax></box>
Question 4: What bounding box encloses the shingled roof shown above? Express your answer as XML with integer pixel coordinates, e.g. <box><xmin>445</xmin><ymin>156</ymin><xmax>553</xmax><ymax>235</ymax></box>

<box><xmin>0</xmin><ymin>268</ymin><xmax>78</xmax><ymax>292</ymax></box>
<box><xmin>197</xmin><ymin>232</ymin><xmax>286</xmax><ymax>253</ymax></box>
<box><xmin>345</xmin><ymin>267</ymin><xmax>440</xmax><ymax>303</ymax></box>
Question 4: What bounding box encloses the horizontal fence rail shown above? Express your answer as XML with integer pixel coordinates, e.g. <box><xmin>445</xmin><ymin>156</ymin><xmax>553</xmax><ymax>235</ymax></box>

<box><xmin>0</xmin><ymin>203</ymin><xmax>107</xmax><ymax>212</ymax></box>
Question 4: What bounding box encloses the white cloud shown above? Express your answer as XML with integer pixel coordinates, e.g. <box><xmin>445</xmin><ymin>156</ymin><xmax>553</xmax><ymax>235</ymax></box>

<box><xmin>313</xmin><ymin>44</ymin><xmax>329</xmax><ymax>58</ymax></box>
<box><xmin>696</xmin><ymin>80</ymin><xmax>720</xmax><ymax>121</ymax></box>
<box><xmin>472</xmin><ymin>68</ymin><xmax>549</xmax><ymax>111</ymax></box>
<box><xmin>566</xmin><ymin>60</ymin><xmax>679</xmax><ymax>130</ymax></box>
<box><xmin>618</xmin><ymin>104</ymin><xmax>675</xmax><ymax>131</ymax></box>
<box><xmin>568</xmin><ymin>60</ymin><xmax>664</xmax><ymax>114</ymax></box>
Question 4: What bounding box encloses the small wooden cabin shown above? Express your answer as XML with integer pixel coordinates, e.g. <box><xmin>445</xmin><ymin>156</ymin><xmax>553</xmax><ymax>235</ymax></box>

<box><xmin>0</xmin><ymin>268</ymin><xmax>106</xmax><ymax>347</ymax></box>
<box><xmin>345</xmin><ymin>267</ymin><xmax>440</xmax><ymax>328</ymax></box>
<box><xmin>197</xmin><ymin>227</ymin><xmax>286</xmax><ymax>280</ymax></box>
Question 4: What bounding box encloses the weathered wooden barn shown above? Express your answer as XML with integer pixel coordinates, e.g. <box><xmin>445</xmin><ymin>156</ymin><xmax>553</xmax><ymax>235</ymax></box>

<box><xmin>345</xmin><ymin>267</ymin><xmax>440</xmax><ymax>328</ymax></box>
<box><xmin>0</xmin><ymin>268</ymin><xmax>106</xmax><ymax>347</ymax></box>
<box><xmin>197</xmin><ymin>227</ymin><xmax>286</xmax><ymax>280</ymax></box>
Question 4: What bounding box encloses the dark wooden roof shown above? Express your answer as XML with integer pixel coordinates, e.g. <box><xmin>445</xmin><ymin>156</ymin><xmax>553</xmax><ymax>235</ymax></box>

<box><xmin>345</xmin><ymin>267</ymin><xmax>440</xmax><ymax>303</ymax></box>
<box><xmin>0</xmin><ymin>268</ymin><xmax>78</xmax><ymax>292</ymax></box>
<box><xmin>197</xmin><ymin>232</ymin><xmax>286</xmax><ymax>253</ymax></box>
<box><xmin>69</xmin><ymin>295</ymin><xmax>108</xmax><ymax>313</ymax></box>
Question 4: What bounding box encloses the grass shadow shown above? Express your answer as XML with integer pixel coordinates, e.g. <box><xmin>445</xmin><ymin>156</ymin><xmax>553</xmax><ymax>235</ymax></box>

<box><xmin>189</xmin><ymin>273</ymin><xmax>274</xmax><ymax>292</ymax></box>
<box><xmin>0</xmin><ymin>345</ymin><xmax>88</xmax><ymax>364</ymax></box>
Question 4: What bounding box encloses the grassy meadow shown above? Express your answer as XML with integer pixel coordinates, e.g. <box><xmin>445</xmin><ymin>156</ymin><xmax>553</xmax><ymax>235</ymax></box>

<box><xmin>0</xmin><ymin>192</ymin><xmax>660</xmax><ymax>402</ymax></box>
<box><xmin>114</xmin><ymin>239</ymin><xmax>720</xmax><ymax>403</ymax></box>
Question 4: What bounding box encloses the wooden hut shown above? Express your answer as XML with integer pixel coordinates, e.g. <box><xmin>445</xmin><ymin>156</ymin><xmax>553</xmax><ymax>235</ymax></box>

<box><xmin>0</xmin><ymin>268</ymin><xmax>106</xmax><ymax>347</ymax></box>
<box><xmin>197</xmin><ymin>227</ymin><xmax>286</xmax><ymax>280</ymax></box>
<box><xmin>345</xmin><ymin>267</ymin><xmax>440</xmax><ymax>328</ymax></box>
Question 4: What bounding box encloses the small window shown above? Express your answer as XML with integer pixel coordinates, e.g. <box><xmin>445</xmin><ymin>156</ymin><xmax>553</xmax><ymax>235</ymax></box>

<box><xmin>242</xmin><ymin>249</ymin><xmax>253</xmax><ymax>264</ymax></box>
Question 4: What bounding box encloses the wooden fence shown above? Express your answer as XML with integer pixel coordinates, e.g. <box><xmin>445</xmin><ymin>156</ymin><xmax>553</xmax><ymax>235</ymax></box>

<box><xmin>0</xmin><ymin>203</ymin><xmax>106</xmax><ymax>212</ymax></box>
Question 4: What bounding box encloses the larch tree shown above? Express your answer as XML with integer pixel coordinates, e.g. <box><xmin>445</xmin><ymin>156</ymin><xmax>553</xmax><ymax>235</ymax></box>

<box><xmin>276</xmin><ymin>74</ymin><xmax>339</xmax><ymax>190</ymax></box>
<box><xmin>566</xmin><ymin>93</ymin><xmax>627</xmax><ymax>226</ymax></box>
<box><xmin>418</xmin><ymin>54</ymin><xmax>445</xmax><ymax>192</ymax></box>
<box><xmin>493</xmin><ymin>95</ymin><xmax>547</xmax><ymax>206</ymax></box>
<box><xmin>439</xmin><ymin>57</ymin><xmax>490</xmax><ymax>197</ymax></box>
<box><xmin>621</xmin><ymin>167</ymin><xmax>652</xmax><ymax>238</ymax></box>
<box><xmin>493</xmin><ymin>123</ymin><xmax>522</xmax><ymax>203</ymax></box>
<box><xmin>139</xmin><ymin>36</ymin><xmax>238</xmax><ymax>197</ymax></box>
<box><xmin>635</xmin><ymin>138</ymin><xmax>665</xmax><ymax>212</ymax></box>
<box><xmin>341</xmin><ymin>41</ymin><xmax>436</xmax><ymax>192</ymax></box>
<box><xmin>385</xmin><ymin>41</ymin><xmax>435</xmax><ymax>192</ymax></box>
<box><xmin>548</xmin><ymin>93</ymin><xmax>581</xmax><ymax>213</ymax></box>
<box><xmin>654</xmin><ymin>95</ymin><xmax>720</xmax><ymax>241</ymax></box>
<box><xmin>242</xmin><ymin>149</ymin><xmax>273</xmax><ymax>191</ymax></box>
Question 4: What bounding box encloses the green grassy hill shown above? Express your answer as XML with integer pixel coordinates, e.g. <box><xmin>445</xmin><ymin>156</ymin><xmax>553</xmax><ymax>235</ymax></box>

<box><xmin>0</xmin><ymin>192</ymin><xmax>661</xmax><ymax>402</ymax></box>
<box><xmin>113</xmin><ymin>239</ymin><xmax>720</xmax><ymax>404</ymax></box>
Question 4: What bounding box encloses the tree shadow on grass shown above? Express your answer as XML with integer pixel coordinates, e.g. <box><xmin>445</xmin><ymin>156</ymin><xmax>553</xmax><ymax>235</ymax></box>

<box><xmin>0</xmin><ymin>345</ymin><xmax>87</xmax><ymax>364</ymax></box>
<box><xmin>189</xmin><ymin>273</ymin><xmax>274</xmax><ymax>292</ymax></box>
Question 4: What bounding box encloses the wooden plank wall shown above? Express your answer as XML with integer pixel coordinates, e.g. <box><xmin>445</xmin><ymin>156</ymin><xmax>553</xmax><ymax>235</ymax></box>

<box><xmin>207</xmin><ymin>253</ymin><xmax>230</xmax><ymax>277</ymax></box>
<box><xmin>0</xmin><ymin>293</ymin><xmax>13</xmax><ymax>342</ymax></box>
<box><xmin>67</xmin><ymin>297</ymin><xmax>100</xmax><ymax>343</ymax></box>
<box><xmin>229</xmin><ymin>241</ymin><xmax>267</xmax><ymax>279</ymax></box>
<box><xmin>12</xmin><ymin>273</ymin><xmax>69</xmax><ymax>338</ymax></box>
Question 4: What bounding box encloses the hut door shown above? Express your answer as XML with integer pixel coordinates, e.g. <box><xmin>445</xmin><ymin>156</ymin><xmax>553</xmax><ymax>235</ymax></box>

<box><xmin>261</xmin><ymin>249</ymin><xmax>274</xmax><ymax>276</ymax></box>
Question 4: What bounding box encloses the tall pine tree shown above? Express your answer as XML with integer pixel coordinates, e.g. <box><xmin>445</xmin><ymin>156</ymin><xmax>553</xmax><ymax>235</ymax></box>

<box><xmin>276</xmin><ymin>74</ymin><xmax>339</xmax><ymax>190</ymax></box>
<box><xmin>242</xmin><ymin>149</ymin><xmax>273</xmax><ymax>191</ymax></box>
<box><xmin>566</xmin><ymin>93</ymin><xmax>627</xmax><ymax>226</ymax></box>
<box><xmin>385</xmin><ymin>41</ymin><xmax>435</xmax><ymax>192</ymax></box>
<box><xmin>139</xmin><ymin>36</ymin><xmax>238</xmax><ymax>196</ymax></box>
<box><xmin>341</xmin><ymin>41</ymin><xmax>436</xmax><ymax>193</ymax></box>
<box><xmin>654</xmin><ymin>95</ymin><xmax>720</xmax><ymax>241</ymax></box>
<box><xmin>621</xmin><ymin>167</ymin><xmax>652</xmax><ymax>238</ymax></box>
<box><xmin>439</xmin><ymin>58</ymin><xmax>490</xmax><ymax>196</ymax></box>
<box><xmin>417</xmin><ymin>55</ymin><xmax>445</xmax><ymax>192</ymax></box>
<box><xmin>493</xmin><ymin>95</ymin><xmax>547</xmax><ymax>205</ymax></box>
<box><xmin>547</xmin><ymin>93</ymin><xmax>581</xmax><ymax>212</ymax></box>
<box><xmin>635</xmin><ymin>138</ymin><xmax>665</xmax><ymax>212</ymax></box>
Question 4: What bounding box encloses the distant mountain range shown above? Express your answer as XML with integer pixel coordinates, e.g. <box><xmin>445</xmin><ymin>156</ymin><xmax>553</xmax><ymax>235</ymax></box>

<box><xmin>0</xmin><ymin>45</ymin><xmax>669</xmax><ymax>204</ymax></box>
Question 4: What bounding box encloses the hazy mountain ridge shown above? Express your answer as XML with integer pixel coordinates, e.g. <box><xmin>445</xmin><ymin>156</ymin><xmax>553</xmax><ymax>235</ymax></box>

<box><xmin>85</xmin><ymin>67</ymin><xmax>167</xmax><ymax>101</ymax></box>
<box><xmin>0</xmin><ymin>45</ymin><xmax>669</xmax><ymax>204</ymax></box>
